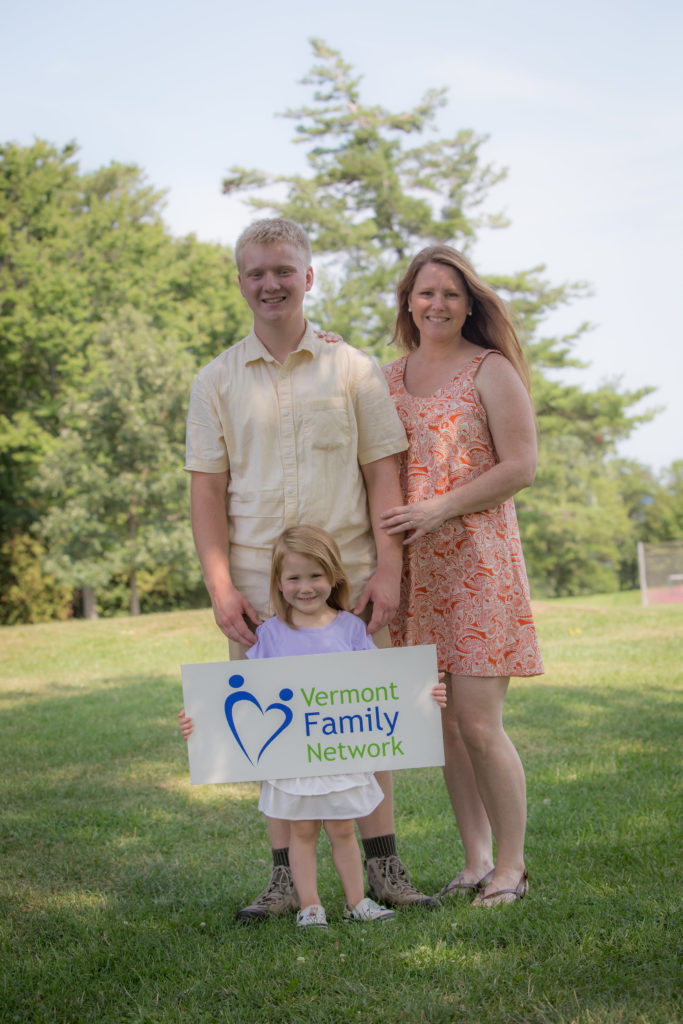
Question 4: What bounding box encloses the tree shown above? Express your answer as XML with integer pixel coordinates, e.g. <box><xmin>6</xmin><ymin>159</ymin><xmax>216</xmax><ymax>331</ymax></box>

<box><xmin>0</xmin><ymin>140</ymin><xmax>251</xmax><ymax>619</ymax></box>
<box><xmin>612</xmin><ymin>459</ymin><xmax>683</xmax><ymax>588</ymax></box>
<box><xmin>39</xmin><ymin>309</ymin><xmax>200</xmax><ymax>617</ymax></box>
<box><xmin>222</xmin><ymin>38</ymin><xmax>657</xmax><ymax>595</ymax></box>
<box><xmin>224</xmin><ymin>39</ymin><xmax>509</xmax><ymax>359</ymax></box>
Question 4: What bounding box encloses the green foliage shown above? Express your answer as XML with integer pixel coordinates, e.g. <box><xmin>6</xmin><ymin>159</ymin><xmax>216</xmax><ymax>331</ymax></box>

<box><xmin>38</xmin><ymin>308</ymin><xmax>202</xmax><ymax>616</ymax></box>
<box><xmin>223</xmin><ymin>38</ymin><xmax>508</xmax><ymax>359</ymax></box>
<box><xmin>223</xmin><ymin>39</ymin><xmax>660</xmax><ymax>598</ymax></box>
<box><xmin>518</xmin><ymin>438</ymin><xmax>634</xmax><ymax>597</ymax></box>
<box><xmin>0</xmin><ymin>139</ymin><xmax>251</xmax><ymax>619</ymax></box>
<box><xmin>0</xmin><ymin>534</ymin><xmax>71</xmax><ymax>624</ymax></box>
<box><xmin>611</xmin><ymin>458</ymin><xmax>683</xmax><ymax>588</ymax></box>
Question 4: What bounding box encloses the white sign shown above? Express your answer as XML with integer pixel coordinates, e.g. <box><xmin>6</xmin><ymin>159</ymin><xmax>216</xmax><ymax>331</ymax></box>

<box><xmin>181</xmin><ymin>645</ymin><xmax>444</xmax><ymax>785</ymax></box>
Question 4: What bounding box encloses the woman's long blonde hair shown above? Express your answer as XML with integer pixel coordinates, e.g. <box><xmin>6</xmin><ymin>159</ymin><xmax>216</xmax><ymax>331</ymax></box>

<box><xmin>392</xmin><ymin>245</ymin><xmax>531</xmax><ymax>393</ymax></box>
<box><xmin>270</xmin><ymin>525</ymin><xmax>350</xmax><ymax>627</ymax></box>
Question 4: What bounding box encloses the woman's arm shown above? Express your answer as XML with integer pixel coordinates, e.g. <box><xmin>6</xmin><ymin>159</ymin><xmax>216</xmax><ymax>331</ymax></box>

<box><xmin>380</xmin><ymin>356</ymin><xmax>537</xmax><ymax>544</ymax></box>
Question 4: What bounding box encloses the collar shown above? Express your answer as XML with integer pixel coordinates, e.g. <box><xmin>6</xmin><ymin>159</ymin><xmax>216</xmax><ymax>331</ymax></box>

<box><xmin>244</xmin><ymin>321</ymin><xmax>320</xmax><ymax>366</ymax></box>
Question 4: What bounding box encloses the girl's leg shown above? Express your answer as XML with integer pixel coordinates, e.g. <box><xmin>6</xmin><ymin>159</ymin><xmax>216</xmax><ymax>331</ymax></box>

<box><xmin>289</xmin><ymin>819</ymin><xmax>322</xmax><ymax>909</ymax></box>
<box><xmin>267</xmin><ymin>816</ymin><xmax>291</xmax><ymax>850</ymax></box>
<box><xmin>440</xmin><ymin>671</ymin><xmax>494</xmax><ymax>884</ymax></box>
<box><xmin>451</xmin><ymin>675</ymin><xmax>527</xmax><ymax>894</ymax></box>
<box><xmin>324</xmin><ymin>819</ymin><xmax>365</xmax><ymax>909</ymax></box>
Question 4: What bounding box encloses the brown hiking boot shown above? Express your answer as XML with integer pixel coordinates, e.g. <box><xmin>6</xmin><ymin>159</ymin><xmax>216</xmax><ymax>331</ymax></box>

<box><xmin>235</xmin><ymin>865</ymin><xmax>299</xmax><ymax>922</ymax></box>
<box><xmin>366</xmin><ymin>855</ymin><xmax>440</xmax><ymax>909</ymax></box>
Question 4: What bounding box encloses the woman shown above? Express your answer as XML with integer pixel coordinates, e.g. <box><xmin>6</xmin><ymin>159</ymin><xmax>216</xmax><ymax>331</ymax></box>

<box><xmin>380</xmin><ymin>245</ymin><xmax>543</xmax><ymax>906</ymax></box>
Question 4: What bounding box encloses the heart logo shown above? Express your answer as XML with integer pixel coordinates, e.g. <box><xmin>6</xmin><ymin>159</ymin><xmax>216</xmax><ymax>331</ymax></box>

<box><xmin>224</xmin><ymin>674</ymin><xmax>294</xmax><ymax>765</ymax></box>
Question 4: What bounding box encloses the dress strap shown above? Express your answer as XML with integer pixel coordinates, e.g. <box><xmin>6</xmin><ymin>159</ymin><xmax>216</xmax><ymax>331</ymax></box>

<box><xmin>468</xmin><ymin>347</ymin><xmax>504</xmax><ymax>380</ymax></box>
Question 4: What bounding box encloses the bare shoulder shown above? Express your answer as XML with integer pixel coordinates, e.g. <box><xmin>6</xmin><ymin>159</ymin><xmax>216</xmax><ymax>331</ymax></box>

<box><xmin>474</xmin><ymin>350</ymin><xmax>527</xmax><ymax>398</ymax></box>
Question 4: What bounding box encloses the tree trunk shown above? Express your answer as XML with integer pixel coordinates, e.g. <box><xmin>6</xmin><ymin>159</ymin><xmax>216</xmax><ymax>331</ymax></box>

<box><xmin>128</xmin><ymin>511</ymin><xmax>140</xmax><ymax>615</ymax></box>
<box><xmin>82</xmin><ymin>586</ymin><xmax>98</xmax><ymax>619</ymax></box>
<box><xmin>130</xmin><ymin>569</ymin><xmax>140</xmax><ymax>616</ymax></box>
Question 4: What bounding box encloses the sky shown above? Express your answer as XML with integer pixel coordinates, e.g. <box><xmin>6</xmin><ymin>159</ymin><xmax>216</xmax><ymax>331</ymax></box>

<box><xmin>4</xmin><ymin>0</ymin><xmax>682</xmax><ymax>472</ymax></box>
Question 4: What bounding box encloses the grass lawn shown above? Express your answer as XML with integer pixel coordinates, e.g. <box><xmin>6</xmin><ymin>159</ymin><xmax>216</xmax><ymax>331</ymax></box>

<box><xmin>1</xmin><ymin>595</ymin><xmax>681</xmax><ymax>1024</ymax></box>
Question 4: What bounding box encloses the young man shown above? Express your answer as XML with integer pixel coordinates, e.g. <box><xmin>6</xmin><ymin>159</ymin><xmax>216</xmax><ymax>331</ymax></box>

<box><xmin>185</xmin><ymin>218</ymin><xmax>439</xmax><ymax>919</ymax></box>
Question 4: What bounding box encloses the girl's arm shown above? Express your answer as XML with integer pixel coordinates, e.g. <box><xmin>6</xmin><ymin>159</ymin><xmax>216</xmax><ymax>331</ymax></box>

<box><xmin>178</xmin><ymin>709</ymin><xmax>194</xmax><ymax>740</ymax></box>
<box><xmin>380</xmin><ymin>355</ymin><xmax>537</xmax><ymax>544</ymax></box>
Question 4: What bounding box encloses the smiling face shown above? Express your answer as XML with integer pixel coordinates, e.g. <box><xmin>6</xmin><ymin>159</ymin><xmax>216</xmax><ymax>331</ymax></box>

<box><xmin>408</xmin><ymin>262</ymin><xmax>472</xmax><ymax>348</ymax></box>
<box><xmin>238</xmin><ymin>240</ymin><xmax>313</xmax><ymax>335</ymax></box>
<box><xmin>277</xmin><ymin>551</ymin><xmax>334</xmax><ymax>625</ymax></box>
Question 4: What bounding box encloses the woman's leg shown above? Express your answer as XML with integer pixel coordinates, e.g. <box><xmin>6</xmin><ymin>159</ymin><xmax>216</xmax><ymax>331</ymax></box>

<box><xmin>441</xmin><ymin>671</ymin><xmax>494</xmax><ymax>883</ymax></box>
<box><xmin>289</xmin><ymin>819</ymin><xmax>322</xmax><ymax>908</ymax></box>
<box><xmin>324</xmin><ymin>818</ymin><xmax>365</xmax><ymax>909</ymax></box>
<box><xmin>451</xmin><ymin>675</ymin><xmax>527</xmax><ymax>894</ymax></box>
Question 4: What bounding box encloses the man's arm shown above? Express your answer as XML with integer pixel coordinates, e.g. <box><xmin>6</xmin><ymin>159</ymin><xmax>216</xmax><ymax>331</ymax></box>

<box><xmin>190</xmin><ymin>472</ymin><xmax>262</xmax><ymax>645</ymax></box>
<box><xmin>354</xmin><ymin>455</ymin><xmax>405</xmax><ymax>634</ymax></box>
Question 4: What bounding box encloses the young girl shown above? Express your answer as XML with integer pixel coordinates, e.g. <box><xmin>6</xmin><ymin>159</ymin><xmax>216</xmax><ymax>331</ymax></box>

<box><xmin>181</xmin><ymin>524</ymin><xmax>446</xmax><ymax>929</ymax></box>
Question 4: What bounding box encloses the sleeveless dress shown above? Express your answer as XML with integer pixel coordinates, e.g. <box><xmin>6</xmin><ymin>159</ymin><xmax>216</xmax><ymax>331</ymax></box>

<box><xmin>383</xmin><ymin>350</ymin><xmax>543</xmax><ymax>678</ymax></box>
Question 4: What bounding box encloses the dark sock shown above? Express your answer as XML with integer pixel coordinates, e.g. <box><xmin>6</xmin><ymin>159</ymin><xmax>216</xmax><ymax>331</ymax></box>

<box><xmin>362</xmin><ymin>834</ymin><xmax>398</xmax><ymax>860</ymax></box>
<box><xmin>272</xmin><ymin>847</ymin><xmax>290</xmax><ymax>868</ymax></box>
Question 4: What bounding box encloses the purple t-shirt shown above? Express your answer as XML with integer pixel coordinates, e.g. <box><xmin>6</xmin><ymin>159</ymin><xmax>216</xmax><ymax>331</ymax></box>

<box><xmin>246</xmin><ymin>610</ymin><xmax>376</xmax><ymax>660</ymax></box>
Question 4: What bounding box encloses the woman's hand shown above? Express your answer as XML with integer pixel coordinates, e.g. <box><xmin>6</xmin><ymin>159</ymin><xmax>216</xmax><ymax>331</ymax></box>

<box><xmin>379</xmin><ymin>497</ymin><xmax>446</xmax><ymax>544</ymax></box>
<box><xmin>431</xmin><ymin>675</ymin><xmax>448</xmax><ymax>709</ymax></box>
<box><xmin>178</xmin><ymin>710</ymin><xmax>194</xmax><ymax>740</ymax></box>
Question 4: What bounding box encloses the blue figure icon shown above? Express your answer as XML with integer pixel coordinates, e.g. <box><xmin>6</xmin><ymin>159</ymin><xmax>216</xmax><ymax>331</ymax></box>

<box><xmin>258</xmin><ymin>688</ymin><xmax>294</xmax><ymax>762</ymax></box>
<box><xmin>224</xmin><ymin>675</ymin><xmax>294</xmax><ymax>765</ymax></box>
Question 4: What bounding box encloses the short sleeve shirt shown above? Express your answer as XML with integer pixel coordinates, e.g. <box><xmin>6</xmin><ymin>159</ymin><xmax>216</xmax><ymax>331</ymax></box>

<box><xmin>185</xmin><ymin>323</ymin><xmax>408</xmax><ymax>612</ymax></box>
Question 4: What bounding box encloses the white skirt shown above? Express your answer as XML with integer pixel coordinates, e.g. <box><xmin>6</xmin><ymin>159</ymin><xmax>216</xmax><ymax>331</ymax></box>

<box><xmin>258</xmin><ymin>773</ymin><xmax>382</xmax><ymax>821</ymax></box>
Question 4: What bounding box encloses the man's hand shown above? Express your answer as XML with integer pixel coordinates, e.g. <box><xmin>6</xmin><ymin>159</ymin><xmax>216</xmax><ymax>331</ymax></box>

<box><xmin>211</xmin><ymin>584</ymin><xmax>262</xmax><ymax>646</ymax></box>
<box><xmin>353</xmin><ymin>568</ymin><xmax>400</xmax><ymax>635</ymax></box>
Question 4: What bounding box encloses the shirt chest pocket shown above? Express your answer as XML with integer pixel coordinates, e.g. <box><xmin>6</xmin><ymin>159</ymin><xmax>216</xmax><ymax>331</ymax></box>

<box><xmin>303</xmin><ymin>400</ymin><xmax>353</xmax><ymax>452</ymax></box>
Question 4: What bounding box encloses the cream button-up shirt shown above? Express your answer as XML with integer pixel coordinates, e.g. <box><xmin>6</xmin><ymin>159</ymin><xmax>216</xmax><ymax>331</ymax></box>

<box><xmin>185</xmin><ymin>323</ymin><xmax>408</xmax><ymax>614</ymax></box>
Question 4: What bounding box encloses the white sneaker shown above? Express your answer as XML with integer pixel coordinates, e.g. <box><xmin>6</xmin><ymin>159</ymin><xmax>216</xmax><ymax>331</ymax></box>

<box><xmin>343</xmin><ymin>897</ymin><xmax>395</xmax><ymax>922</ymax></box>
<box><xmin>296</xmin><ymin>904</ymin><xmax>328</xmax><ymax>929</ymax></box>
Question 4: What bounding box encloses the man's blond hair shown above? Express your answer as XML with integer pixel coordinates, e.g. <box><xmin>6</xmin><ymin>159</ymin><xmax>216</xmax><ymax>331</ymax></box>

<box><xmin>235</xmin><ymin>218</ymin><xmax>312</xmax><ymax>273</ymax></box>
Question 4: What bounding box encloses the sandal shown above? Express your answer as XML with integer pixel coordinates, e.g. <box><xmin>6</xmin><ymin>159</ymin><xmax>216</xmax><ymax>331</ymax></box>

<box><xmin>438</xmin><ymin>868</ymin><xmax>495</xmax><ymax>900</ymax></box>
<box><xmin>472</xmin><ymin>870</ymin><xmax>529</xmax><ymax>907</ymax></box>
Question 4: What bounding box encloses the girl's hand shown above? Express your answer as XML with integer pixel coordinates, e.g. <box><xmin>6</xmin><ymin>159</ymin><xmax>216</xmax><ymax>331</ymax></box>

<box><xmin>178</xmin><ymin>710</ymin><xmax>194</xmax><ymax>740</ymax></box>
<box><xmin>431</xmin><ymin>678</ymin><xmax>447</xmax><ymax>709</ymax></box>
<box><xmin>380</xmin><ymin>497</ymin><xmax>446</xmax><ymax>544</ymax></box>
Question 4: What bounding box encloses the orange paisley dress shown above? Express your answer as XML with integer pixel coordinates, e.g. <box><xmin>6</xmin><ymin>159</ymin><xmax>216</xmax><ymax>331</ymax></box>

<box><xmin>383</xmin><ymin>350</ymin><xmax>543</xmax><ymax>678</ymax></box>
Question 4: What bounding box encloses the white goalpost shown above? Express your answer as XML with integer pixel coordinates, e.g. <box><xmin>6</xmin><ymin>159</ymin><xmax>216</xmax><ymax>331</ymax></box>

<box><xmin>637</xmin><ymin>540</ymin><xmax>683</xmax><ymax>606</ymax></box>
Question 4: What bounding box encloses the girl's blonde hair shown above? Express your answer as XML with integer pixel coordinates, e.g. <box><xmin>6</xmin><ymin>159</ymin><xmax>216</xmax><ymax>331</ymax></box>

<box><xmin>270</xmin><ymin>525</ymin><xmax>350</xmax><ymax>627</ymax></box>
<box><xmin>392</xmin><ymin>245</ymin><xmax>531</xmax><ymax>393</ymax></box>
